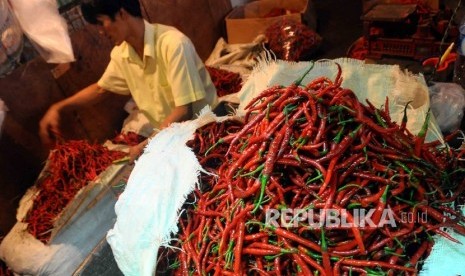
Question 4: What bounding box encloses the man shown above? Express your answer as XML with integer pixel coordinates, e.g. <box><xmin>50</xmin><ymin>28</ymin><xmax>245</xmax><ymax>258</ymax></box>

<box><xmin>39</xmin><ymin>0</ymin><xmax>218</xmax><ymax>162</ymax></box>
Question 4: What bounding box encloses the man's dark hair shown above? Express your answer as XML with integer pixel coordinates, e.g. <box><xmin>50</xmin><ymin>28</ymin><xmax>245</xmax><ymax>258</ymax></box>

<box><xmin>81</xmin><ymin>0</ymin><xmax>142</xmax><ymax>24</ymax></box>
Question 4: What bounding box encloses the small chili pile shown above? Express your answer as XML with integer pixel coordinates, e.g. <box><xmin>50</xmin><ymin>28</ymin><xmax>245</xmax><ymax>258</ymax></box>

<box><xmin>157</xmin><ymin>64</ymin><xmax>465</xmax><ymax>275</ymax></box>
<box><xmin>23</xmin><ymin>140</ymin><xmax>125</xmax><ymax>243</ymax></box>
<box><xmin>206</xmin><ymin>66</ymin><xmax>243</xmax><ymax>97</ymax></box>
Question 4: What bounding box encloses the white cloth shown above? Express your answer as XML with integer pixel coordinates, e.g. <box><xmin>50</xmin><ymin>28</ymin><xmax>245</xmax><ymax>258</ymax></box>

<box><xmin>107</xmin><ymin>107</ymin><xmax>229</xmax><ymax>276</ymax></box>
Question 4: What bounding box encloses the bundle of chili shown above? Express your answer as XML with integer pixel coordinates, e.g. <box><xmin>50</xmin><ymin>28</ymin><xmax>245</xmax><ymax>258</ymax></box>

<box><xmin>23</xmin><ymin>140</ymin><xmax>125</xmax><ymax>243</ymax></box>
<box><xmin>157</xmin><ymin>64</ymin><xmax>465</xmax><ymax>275</ymax></box>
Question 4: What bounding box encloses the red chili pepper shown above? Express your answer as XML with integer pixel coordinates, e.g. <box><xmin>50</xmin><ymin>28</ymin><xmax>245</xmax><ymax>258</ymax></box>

<box><xmin>340</xmin><ymin>259</ymin><xmax>416</xmax><ymax>272</ymax></box>
<box><xmin>406</xmin><ymin>241</ymin><xmax>431</xmax><ymax>268</ymax></box>
<box><xmin>233</xmin><ymin>220</ymin><xmax>246</xmax><ymax>273</ymax></box>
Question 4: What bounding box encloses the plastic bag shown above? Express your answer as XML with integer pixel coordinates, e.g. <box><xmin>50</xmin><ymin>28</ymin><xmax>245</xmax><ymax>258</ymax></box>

<box><xmin>205</xmin><ymin>36</ymin><xmax>267</xmax><ymax>75</ymax></box>
<box><xmin>0</xmin><ymin>0</ymin><xmax>23</xmax><ymax>76</ymax></box>
<box><xmin>120</xmin><ymin>99</ymin><xmax>155</xmax><ymax>138</ymax></box>
<box><xmin>9</xmin><ymin>0</ymin><xmax>74</xmax><ymax>63</ymax></box>
<box><xmin>428</xmin><ymin>82</ymin><xmax>465</xmax><ymax>133</ymax></box>
<box><xmin>264</xmin><ymin>18</ymin><xmax>321</xmax><ymax>61</ymax></box>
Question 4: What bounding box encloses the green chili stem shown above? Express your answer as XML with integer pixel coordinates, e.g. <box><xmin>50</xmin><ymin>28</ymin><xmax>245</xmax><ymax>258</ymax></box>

<box><xmin>402</xmin><ymin>101</ymin><xmax>413</xmax><ymax>127</ymax></box>
<box><xmin>205</xmin><ymin>138</ymin><xmax>224</xmax><ymax>156</ymax></box>
<box><xmin>241</xmin><ymin>163</ymin><xmax>264</xmax><ymax>177</ymax></box>
<box><xmin>337</xmin><ymin>183</ymin><xmax>362</xmax><ymax>192</ymax></box>
<box><xmin>253</xmin><ymin>174</ymin><xmax>268</xmax><ymax>213</ymax></box>
<box><xmin>293</xmin><ymin>62</ymin><xmax>315</xmax><ymax>86</ymax></box>
<box><xmin>418</xmin><ymin>109</ymin><xmax>431</xmax><ymax>139</ymax></box>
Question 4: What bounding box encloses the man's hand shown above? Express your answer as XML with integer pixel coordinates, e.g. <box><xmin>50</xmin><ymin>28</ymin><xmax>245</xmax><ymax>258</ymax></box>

<box><xmin>128</xmin><ymin>139</ymin><xmax>148</xmax><ymax>164</ymax></box>
<box><xmin>126</xmin><ymin>104</ymin><xmax>192</xmax><ymax>163</ymax></box>
<box><xmin>38</xmin><ymin>83</ymin><xmax>109</xmax><ymax>147</ymax></box>
<box><xmin>39</xmin><ymin>105</ymin><xmax>62</xmax><ymax>147</ymax></box>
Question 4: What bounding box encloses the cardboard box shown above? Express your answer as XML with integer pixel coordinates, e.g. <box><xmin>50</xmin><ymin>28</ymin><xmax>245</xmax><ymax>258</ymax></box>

<box><xmin>225</xmin><ymin>0</ymin><xmax>315</xmax><ymax>44</ymax></box>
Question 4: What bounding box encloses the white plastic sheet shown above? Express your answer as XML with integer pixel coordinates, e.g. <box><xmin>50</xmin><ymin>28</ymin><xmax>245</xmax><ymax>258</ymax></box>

<box><xmin>9</xmin><ymin>0</ymin><xmax>74</xmax><ymax>63</ymax></box>
<box><xmin>428</xmin><ymin>82</ymin><xmax>465</xmax><ymax>133</ymax></box>
<box><xmin>0</xmin><ymin>0</ymin><xmax>23</xmax><ymax>76</ymax></box>
<box><xmin>120</xmin><ymin>99</ymin><xmax>154</xmax><ymax>138</ymax></box>
<box><xmin>205</xmin><ymin>36</ymin><xmax>268</xmax><ymax>78</ymax></box>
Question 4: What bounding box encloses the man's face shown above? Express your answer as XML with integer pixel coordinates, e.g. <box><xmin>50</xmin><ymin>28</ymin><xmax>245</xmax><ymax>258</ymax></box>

<box><xmin>96</xmin><ymin>12</ymin><xmax>127</xmax><ymax>45</ymax></box>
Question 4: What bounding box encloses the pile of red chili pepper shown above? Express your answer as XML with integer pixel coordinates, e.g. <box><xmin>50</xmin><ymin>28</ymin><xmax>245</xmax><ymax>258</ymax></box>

<box><xmin>157</xmin><ymin>64</ymin><xmax>465</xmax><ymax>275</ymax></box>
<box><xmin>265</xmin><ymin>19</ymin><xmax>322</xmax><ymax>61</ymax></box>
<box><xmin>206</xmin><ymin>66</ymin><xmax>243</xmax><ymax>97</ymax></box>
<box><xmin>23</xmin><ymin>140</ymin><xmax>125</xmax><ymax>243</ymax></box>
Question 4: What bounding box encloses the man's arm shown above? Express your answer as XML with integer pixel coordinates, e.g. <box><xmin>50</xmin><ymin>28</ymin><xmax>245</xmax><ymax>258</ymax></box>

<box><xmin>54</xmin><ymin>83</ymin><xmax>110</xmax><ymax>111</ymax></box>
<box><xmin>39</xmin><ymin>83</ymin><xmax>111</xmax><ymax>145</ymax></box>
<box><xmin>159</xmin><ymin>103</ymin><xmax>193</xmax><ymax>129</ymax></box>
<box><xmin>128</xmin><ymin>103</ymin><xmax>193</xmax><ymax>163</ymax></box>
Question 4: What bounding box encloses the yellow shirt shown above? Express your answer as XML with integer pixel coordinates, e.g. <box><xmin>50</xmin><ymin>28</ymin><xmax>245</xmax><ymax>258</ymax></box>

<box><xmin>97</xmin><ymin>20</ymin><xmax>218</xmax><ymax>128</ymax></box>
